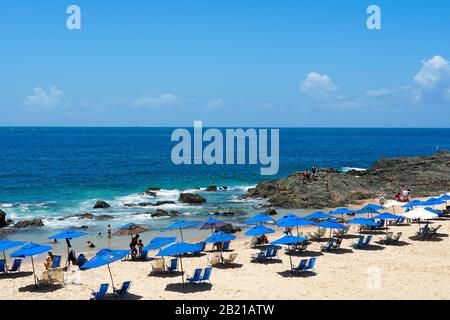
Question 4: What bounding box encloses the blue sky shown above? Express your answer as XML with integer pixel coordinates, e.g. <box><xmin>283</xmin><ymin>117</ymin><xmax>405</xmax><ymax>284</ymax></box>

<box><xmin>0</xmin><ymin>0</ymin><xmax>449</xmax><ymax>127</ymax></box>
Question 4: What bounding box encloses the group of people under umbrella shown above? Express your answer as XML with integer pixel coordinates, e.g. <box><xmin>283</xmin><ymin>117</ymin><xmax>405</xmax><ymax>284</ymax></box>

<box><xmin>1</xmin><ymin>193</ymin><xmax>448</xmax><ymax>292</ymax></box>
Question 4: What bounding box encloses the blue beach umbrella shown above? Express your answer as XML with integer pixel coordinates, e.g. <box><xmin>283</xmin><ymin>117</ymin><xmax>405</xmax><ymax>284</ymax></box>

<box><xmin>316</xmin><ymin>220</ymin><xmax>348</xmax><ymax>238</ymax></box>
<box><xmin>244</xmin><ymin>213</ymin><xmax>274</xmax><ymax>225</ymax></box>
<box><xmin>244</xmin><ymin>225</ymin><xmax>275</xmax><ymax>237</ymax></box>
<box><xmin>11</xmin><ymin>242</ymin><xmax>53</xmax><ymax>287</ymax></box>
<box><xmin>402</xmin><ymin>200</ymin><xmax>423</xmax><ymax>209</ymax></box>
<box><xmin>278</xmin><ymin>217</ymin><xmax>316</xmax><ymax>236</ymax></box>
<box><xmin>157</xmin><ymin>242</ymin><xmax>204</xmax><ymax>284</ymax></box>
<box><xmin>199</xmin><ymin>218</ymin><xmax>230</xmax><ymax>235</ymax></box>
<box><xmin>270</xmin><ymin>235</ymin><xmax>308</xmax><ymax>271</ymax></box>
<box><xmin>347</xmin><ymin>218</ymin><xmax>379</xmax><ymax>227</ymax></box>
<box><xmin>48</xmin><ymin>229</ymin><xmax>87</xmax><ymax>265</ymax></box>
<box><xmin>204</xmin><ymin>232</ymin><xmax>237</xmax><ymax>260</ymax></box>
<box><xmin>143</xmin><ymin>237</ymin><xmax>177</xmax><ymax>252</ymax></box>
<box><xmin>0</xmin><ymin>240</ymin><xmax>25</xmax><ymax>269</ymax></box>
<box><xmin>163</xmin><ymin>221</ymin><xmax>199</xmax><ymax>242</ymax></box>
<box><xmin>354</xmin><ymin>206</ymin><xmax>380</xmax><ymax>217</ymax></box>
<box><xmin>304</xmin><ymin>211</ymin><xmax>333</xmax><ymax>220</ymax></box>
<box><xmin>365</xmin><ymin>204</ymin><xmax>385</xmax><ymax>211</ymax></box>
<box><xmin>82</xmin><ymin>248</ymin><xmax>129</xmax><ymax>292</ymax></box>
<box><xmin>276</xmin><ymin>214</ymin><xmax>299</xmax><ymax>225</ymax></box>
<box><xmin>204</xmin><ymin>231</ymin><xmax>237</xmax><ymax>244</ymax></box>
<box><xmin>372</xmin><ymin>212</ymin><xmax>404</xmax><ymax>234</ymax></box>
<box><xmin>420</xmin><ymin>198</ymin><xmax>445</xmax><ymax>208</ymax></box>
<box><xmin>329</xmin><ymin>208</ymin><xmax>355</xmax><ymax>219</ymax></box>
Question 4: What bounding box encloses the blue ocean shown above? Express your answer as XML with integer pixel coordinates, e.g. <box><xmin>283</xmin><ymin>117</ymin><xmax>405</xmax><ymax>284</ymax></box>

<box><xmin>1</xmin><ymin>127</ymin><xmax>449</xmax><ymax>246</ymax></box>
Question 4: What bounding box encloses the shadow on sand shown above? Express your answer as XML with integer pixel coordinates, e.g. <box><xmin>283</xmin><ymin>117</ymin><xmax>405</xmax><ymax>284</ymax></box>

<box><xmin>213</xmin><ymin>263</ymin><xmax>243</xmax><ymax>270</ymax></box>
<box><xmin>0</xmin><ymin>271</ymin><xmax>33</xmax><ymax>279</ymax></box>
<box><xmin>277</xmin><ymin>270</ymin><xmax>317</xmax><ymax>278</ymax></box>
<box><xmin>18</xmin><ymin>283</ymin><xmax>64</xmax><ymax>293</ymax></box>
<box><xmin>148</xmin><ymin>271</ymin><xmax>184</xmax><ymax>278</ymax></box>
<box><xmin>165</xmin><ymin>282</ymin><xmax>213</xmax><ymax>293</ymax></box>
<box><xmin>286</xmin><ymin>250</ymin><xmax>323</xmax><ymax>257</ymax></box>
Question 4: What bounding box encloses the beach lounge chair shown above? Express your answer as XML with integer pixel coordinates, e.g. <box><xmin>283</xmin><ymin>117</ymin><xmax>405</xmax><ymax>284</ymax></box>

<box><xmin>429</xmin><ymin>225</ymin><xmax>442</xmax><ymax>236</ymax></box>
<box><xmin>138</xmin><ymin>250</ymin><xmax>148</xmax><ymax>261</ymax></box>
<box><xmin>114</xmin><ymin>281</ymin><xmax>132</xmax><ymax>295</ymax></box>
<box><xmin>200</xmin><ymin>267</ymin><xmax>212</xmax><ymax>283</ymax></box>
<box><xmin>222</xmin><ymin>241</ymin><xmax>231</xmax><ymax>251</ymax></box>
<box><xmin>167</xmin><ymin>258</ymin><xmax>178</xmax><ymax>272</ymax></box>
<box><xmin>251</xmin><ymin>246</ymin><xmax>271</xmax><ymax>262</ymax></box>
<box><xmin>51</xmin><ymin>268</ymin><xmax>65</xmax><ymax>286</ymax></box>
<box><xmin>378</xmin><ymin>232</ymin><xmax>394</xmax><ymax>244</ymax></box>
<box><xmin>292</xmin><ymin>259</ymin><xmax>308</xmax><ymax>272</ymax></box>
<box><xmin>52</xmin><ymin>256</ymin><xmax>61</xmax><ymax>269</ymax></box>
<box><xmin>332</xmin><ymin>238</ymin><xmax>343</xmax><ymax>249</ymax></box>
<box><xmin>352</xmin><ymin>236</ymin><xmax>365</xmax><ymax>249</ymax></box>
<box><xmin>293</xmin><ymin>258</ymin><xmax>316</xmax><ymax>273</ymax></box>
<box><xmin>363</xmin><ymin>235</ymin><xmax>372</xmax><ymax>247</ymax></box>
<box><xmin>91</xmin><ymin>283</ymin><xmax>109</xmax><ymax>300</ymax></box>
<box><xmin>8</xmin><ymin>259</ymin><xmax>22</xmax><ymax>273</ymax></box>
<box><xmin>269</xmin><ymin>246</ymin><xmax>281</xmax><ymax>259</ymax></box>
<box><xmin>392</xmin><ymin>232</ymin><xmax>402</xmax><ymax>242</ymax></box>
<box><xmin>209</xmin><ymin>254</ymin><xmax>222</xmax><ymax>267</ymax></box>
<box><xmin>321</xmin><ymin>239</ymin><xmax>336</xmax><ymax>252</ymax></box>
<box><xmin>187</xmin><ymin>268</ymin><xmax>203</xmax><ymax>284</ymax></box>
<box><xmin>151</xmin><ymin>257</ymin><xmax>165</xmax><ymax>272</ymax></box>
<box><xmin>222</xmin><ymin>253</ymin><xmax>238</xmax><ymax>265</ymax></box>
<box><xmin>0</xmin><ymin>260</ymin><xmax>6</xmax><ymax>274</ymax></box>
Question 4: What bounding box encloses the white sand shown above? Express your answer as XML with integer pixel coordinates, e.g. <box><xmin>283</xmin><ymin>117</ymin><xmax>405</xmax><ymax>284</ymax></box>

<box><xmin>1</xmin><ymin>198</ymin><xmax>450</xmax><ymax>300</ymax></box>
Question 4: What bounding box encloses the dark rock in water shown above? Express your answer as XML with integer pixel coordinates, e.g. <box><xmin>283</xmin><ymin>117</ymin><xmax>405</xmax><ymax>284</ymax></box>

<box><xmin>206</xmin><ymin>186</ymin><xmax>218</xmax><ymax>192</ymax></box>
<box><xmin>0</xmin><ymin>210</ymin><xmax>9</xmax><ymax>228</ymax></box>
<box><xmin>179</xmin><ymin>193</ymin><xmax>206</xmax><ymax>204</ymax></box>
<box><xmin>93</xmin><ymin>200</ymin><xmax>111</xmax><ymax>209</ymax></box>
<box><xmin>6</xmin><ymin>219</ymin><xmax>14</xmax><ymax>225</ymax></box>
<box><xmin>14</xmin><ymin>219</ymin><xmax>44</xmax><ymax>228</ymax></box>
<box><xmin>152</xmin><ymin>201</ymin><xmax>176</xmax><ymax>206</ymax></box>
<box><xmin>265</xmin><ymin>208</ymin><xmax>278</xmax><ymax>216</ymax></box>
<box><xmin>79</xmin><ymin>226</ymin><xmax>89</xmax><ymax>229</ymax></box>
<box><xmin>222</xmin><ymin>186</ymin><xmax>228</xmax><ymax>190</ymax></box>
<box><xmin>75</xmin><ymin>213</ymin><xmax>95</xmax><ymax>220</ymax></box>
<box><xmin>138</xmin><ymin>202</ymin><xmax>152</xmax><ymax>207</ymax></box>
<box><xmin>146</xmin><ymin>186</ymin><xmax>161</xmax><ymax>193</ymax></box>
<box><xmin>245</xmin><ymin>151</ymin><xmax>450</xmax><ymax>209</ymax></box>
<box><xmin>96</xmin><ymin>214</ymin><xmax>114</xmax><ymax>221</ymax></box>
<box><xmin>151</xmin><ymin>209</ymin><xmax>181</xmax><ymax>218</ymax></box>
<box><xmin>124</xmin><ymin>203</ymin><xmax>137</xmax><ymax>207</ymax></box>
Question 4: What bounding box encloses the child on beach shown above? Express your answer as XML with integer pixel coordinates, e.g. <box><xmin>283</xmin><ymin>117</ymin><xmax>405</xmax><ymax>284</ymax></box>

<box><xmin>137</xmin><ymin>239</ymin><xmax>144</xmax><ymax>257</ymax></box>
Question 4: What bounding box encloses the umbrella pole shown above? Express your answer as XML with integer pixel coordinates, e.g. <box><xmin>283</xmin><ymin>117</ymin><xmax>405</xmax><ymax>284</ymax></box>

<box><xmin>66</xmin><ymin>243</ymin><xmax>70</xmax><ymax>268</ymax></box>
<box><xmin>31</xmin><ymin>256</ymin><xmax>37</xmax><ymax>287</ymax></box>
<box><xmin>180</xmin><ymin>228</ymin><xmax>184</xmax><ymax>242</ymax></box>
<box><xmin>179</xmin><ymin>257</ymin><xmax>185</xmax><ymax>285</ymax></box>
<box><xmin>3</xmin><ymin>250</ymin><xmax>7</xmax><ymax>270</ymax></box>
<box><xmin>107</xmin><ymin>264</ymin><xmax>116</xmax><ymax>293</ymax></box>
<box><xmin>288</xmin><ymin>244</ymin><xmax>293</xmax><ymax>274</ymax></box>
<box><xmin>296</xmin><ymin>227</ymin><xmax>299</xmax><ymax>237</ymax></box>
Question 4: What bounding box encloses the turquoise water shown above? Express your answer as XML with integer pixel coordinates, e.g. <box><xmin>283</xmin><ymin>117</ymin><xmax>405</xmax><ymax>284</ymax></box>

<box><xmin>1</xmin><ymin>127</ymin><xmax>449</xmax><ymax>246</ymax></box>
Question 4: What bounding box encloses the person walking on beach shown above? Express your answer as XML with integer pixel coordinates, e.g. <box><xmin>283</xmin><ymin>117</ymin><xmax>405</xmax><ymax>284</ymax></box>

<box><xmin>312</xmin><ymin>164</ymin><xmax>317</xmax><ymax>176</ymax></box>
<box><xmin>107</xmin><ymin>224</ymin><xmax>112</xmax><ymax>239</ymax></box>
<box><xmin>379</xmin><ymin>194</ymin><xmax>385</xmax><ymax>206</ymax></box>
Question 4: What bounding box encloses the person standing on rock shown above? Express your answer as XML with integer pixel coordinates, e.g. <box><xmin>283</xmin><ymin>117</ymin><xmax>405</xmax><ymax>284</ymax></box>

<box><xmin>312</xmin><ymin>165</ymin><xmax>317</xmax><ymax>176</ymax></box>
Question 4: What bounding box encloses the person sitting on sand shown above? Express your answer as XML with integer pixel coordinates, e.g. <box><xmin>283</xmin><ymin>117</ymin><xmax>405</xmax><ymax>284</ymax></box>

<box><xmin>284</xmin><ymin>227</ymin><xmax>293</xmax><ymax>236</ymax></box>
<box><xmin>87</xmin><ymin>241</ymin><xmax>96</xmax><ymax>248</ymax></box>
<box><xmin>76</xmin><ymin>254</ymin><xmax>87</xmax><ymax>267</ymax></box>
<box><xmin>130</xmin><ymin>234</ymin><xmax>139</xmax><ymax>260</ymax></box>
<box><xmin>44</xmin><ymin>252</ymin><xmax>54</xmax><ymax>270</ymax></box>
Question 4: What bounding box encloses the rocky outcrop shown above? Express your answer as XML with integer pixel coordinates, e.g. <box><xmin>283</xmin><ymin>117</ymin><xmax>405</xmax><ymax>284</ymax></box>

<box><xmin>179</xmin><ymin>193</ymin><xmax>206</xmax><ymax>204</ymax></box>
<box><xmin>14</xmin><ymin>219</ymin><xmax>44</xmax><ymax>228</ymax></box>
<box><xmin>213</xmin><ymin>209</ymin><xmax>246</xmax><ymax>216</ymax></box>
<box><xmin>150</xmin><ymin>209</ymin><xmax>181</xmax><ymax>218</ymax></box>
<box><xmin>0</xmin><ymin>210</ymin><xmax>8</xmax><ymax>228</ymax></box>
<box><xmin>245</xmin><ymin>151</ymin><xmax>450</xmax><ymax>209</ymax></box>
<box><xmin>93</xmin><ymin>200</ymin><xmax>111</xmax><ymax>209</ymax></box>
<box><xmin>265</xmin><ymin>208</ymin><xmax>278</xmax><ymax>216</ymax></box>
<box><xmin>124</xmin><ymin>201</ymin><xmax>176</xmax><ymax>208</ymax></box>
<box><xmin>206</xmin><ymin>186</ymin><xmax>218</xmax><ymax>192</ymax></box>
<box><xmin>75</xmin><ymin>213</ymin><xmax>94</xmax><ymax>220</ymax></box>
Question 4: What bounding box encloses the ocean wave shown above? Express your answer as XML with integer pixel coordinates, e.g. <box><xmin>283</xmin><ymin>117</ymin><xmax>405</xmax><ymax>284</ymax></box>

<box><xmin>43</xmin><ymin>217</ymin><xmax>97</xmax><ymax>229</ymax></box>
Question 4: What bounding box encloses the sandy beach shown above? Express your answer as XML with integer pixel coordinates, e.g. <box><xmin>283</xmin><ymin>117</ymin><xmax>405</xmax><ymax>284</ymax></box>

<box><xmin>1</xmin><ymin>197</ymin><xmax>449</xmax><ymax>300</ymax></box>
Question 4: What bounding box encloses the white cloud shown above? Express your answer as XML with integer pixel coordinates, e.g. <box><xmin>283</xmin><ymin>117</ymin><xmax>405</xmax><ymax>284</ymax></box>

<box><xmin>204</xmin><ymin>98</ymin><xmax>224</xmax><ymax>111</ymax></box>
<box><xmin>414</xmin><ymin>55</ymin><xmax>450</xmax><ymax>88</ymax></box>
<box><xmin>24</xmin><ymin>86</ymin><xmax>64</xmax><ymax>106</ymax></box>
<box><xmin>131</xmin><ymin>93</ymin><xmax>179</xmax><ymax>107</ymax></box>
<box><xmin>300</xmin><ymin>72</ymin><xmax>338</xmax><ymax>97</ymax></box>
